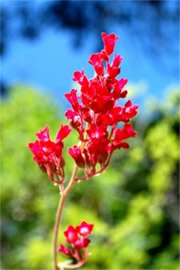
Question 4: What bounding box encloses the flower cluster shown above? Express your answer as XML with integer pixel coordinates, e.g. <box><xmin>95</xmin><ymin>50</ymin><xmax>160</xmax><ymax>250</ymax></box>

<box><xmin>57</xmin><ymin>221</ymin><xmax>93</xmax><ymax>263</ymax></box>
<box><xmin>66</xmin><ymin>32</ymin><xmax>138</xmax><ymax>181</ymax></box>
<box><xmin>27</xmin><ymin>32</ymin><xmax>139</xmax><ymax>270</ymax></box>
<box><xmin>28</xmin><ymin>125</ymin><xmax>71</xmax><ymax>183</ymax></box>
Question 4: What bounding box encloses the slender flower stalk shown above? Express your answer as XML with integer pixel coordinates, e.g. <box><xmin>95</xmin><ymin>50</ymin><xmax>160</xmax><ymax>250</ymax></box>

<box><xmin>28</xmin><ymin>32</ymin><xmax>138</xmax><ymax>270</ymax></box>
<box><xmin>53</xmin><ymin>188</ymin><xmax>67</xmax><ymax>270</ymax></box>
<box><xmin>53</xmin><ymin>126</ymin><xmax>90</xmax><ymax>270</ymax></box>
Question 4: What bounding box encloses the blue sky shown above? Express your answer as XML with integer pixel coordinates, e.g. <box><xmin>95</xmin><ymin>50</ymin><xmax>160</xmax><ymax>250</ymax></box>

<box><xmin>1</xmin><ymin>3</ymin><xmax>179</xmax><ymax>110</ymax></box>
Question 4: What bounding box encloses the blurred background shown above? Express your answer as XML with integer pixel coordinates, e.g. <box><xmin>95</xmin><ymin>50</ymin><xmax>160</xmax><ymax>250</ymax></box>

<box><xmin>1</xmin><ymin>0</ymin><xmax>179</xmax><ymax>269</ymax></box>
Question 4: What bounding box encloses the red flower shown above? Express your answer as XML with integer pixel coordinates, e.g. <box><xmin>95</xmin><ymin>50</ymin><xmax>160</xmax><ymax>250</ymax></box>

<box><xmin>107</xmin><ymin>63</ymin><xmax>120</xmax><ymax>78</ymax></box>
<box><xmin>76</xmin><ymin>221</ymin><xmax>94</xmax><ymax>237</ymax></box>
<box><xmin>112</xmin><ymin>123</ymin><xmax>137</xmax><ymax>150</ymax></box>
<box><xmin>107</xmin><ymin>54</ymin><xmax>123</xmax><ymax>78</ymax></box>
<box><xmin>113</xmin><ymin>78</ymin><xmax>128</xmax><ymax>99</ymax></box>
<box><xmin>29</xmin><ymin>32</ymin><xmax>138</xmax><ymax>182</ymax></box>
<box><xmin>58</xmin><ymin>221</ymin><xmax>94</xmax><ymax>262</ymax></box>
<box><xmin>57</xmin><ymin>244</ymin><xmax>72</xmax><ymax>257</ymax></box>
<box><xmin>56</xmin><ymin>124</ymin><xmax>71</xmax><ymax>142</ymax></box>
<box><xmin>112</xmin><ymin>54</ymin><xmax>123</xmax><ymax>66</ymax></box>
<box><xmin>68</xmin><ymin>146</ymin><xmax>85</xmax><ymax>168</ymax></box>
<box><xmin>64</xmin><ymin>225</ymin><xmax>79</xmax><ymax>243</ymax></box>
<box><xmin>65</xmin><ymin>32</ymin><xmax>138</xmax><ymax>181</ymax></box>
<box><xmin>88</xmin><ymin>53</ymin><xmax>104</xmax><ymax>76</ymax></box>
<box><xmin>36</xmin><ymin>125</ymin><xmax>50</xmax><ymax>142</ymax></box>
<box><xmin>65</xmin><ymin>89</ymin><xmax>80</xmax><ymax>112</ymax></box>
<box><xmin>101</xmin><ymin>32</ymin><xmax>118</xmax><ymax>56</ymax></box>
<box><xmin>73</xmin><ymin>70</ymin><xmax>89</xmax><ymax>87</ymax></box>
<box><xmin>28</xmin><ymin>31</ymin><xmax>139</xmax><ymax>268</ymax></box>
<box><xmin>28</xmin><ymin>125</ymin><xmax>71</xmax><ymax>183</ymax></box>
<box><xmin>86</xmin><ymin>125</ymin><xmax>108</xmax><ymax>140</ymax></box>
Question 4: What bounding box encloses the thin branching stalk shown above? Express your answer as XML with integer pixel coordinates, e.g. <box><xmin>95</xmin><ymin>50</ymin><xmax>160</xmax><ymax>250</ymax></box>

<box><xmin>53</xmin><ymin>164</ymin><xmax>78</xmax><ymax>270</ymax></box>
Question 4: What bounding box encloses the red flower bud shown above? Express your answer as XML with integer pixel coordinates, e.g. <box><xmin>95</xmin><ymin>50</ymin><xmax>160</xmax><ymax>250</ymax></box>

<box><xmin>73</xmin><ymin>70</ymin><xmax>89</xmax><ymax>86</ymax></box>
<box><xmin>56</xmin><ymin>124</ymin><xmax>71</xmax><ymax>143</ymax></box>
<box><xmin>57</xmin><ymin>244</ymin><xmax>72</xmax><ymax>257</ymax></box>
<box><xmin>68</xmin><ymin>146</ymin><xmax>85</xmax><ymax>168</ymax></box>
<box><xmin>101</xmin><ymin>32</ymin><xmax>118</xmax><ymax>55</ymax></box>
<box><xmin>88</xmin><ymin>53</ymin><xmax>104</xmax><ymax>76</ymax></box>
<box><xmin>75</xmin><ymin>237</ymin><xmax>90</xmax><ymax>248</ymax></box>
<box><xmin>65</xmin><ymin>89</ymin><xmax>79</xmax><ymax>111</ymax></box>
<box><xmin>35</xmin><ymin>125</ymin><xmax>50</xmax><ymax>142</ymax></box>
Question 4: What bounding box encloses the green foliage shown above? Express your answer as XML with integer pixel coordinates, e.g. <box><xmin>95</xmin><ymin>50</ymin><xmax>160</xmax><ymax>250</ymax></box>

<box><xmin>1</xmin><ymin>85</ymin><xmax>179</xmax><ymax>269</ymax></box>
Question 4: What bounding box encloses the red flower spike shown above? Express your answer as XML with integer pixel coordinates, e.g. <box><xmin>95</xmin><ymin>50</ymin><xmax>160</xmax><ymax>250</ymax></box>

<box><xmin>28</xmin><ymin>124</ymin><xmax>71</xmax><ymax>183</ymax></box>
<box><xmin>29</xmin><ymin>32</ymin><xmax>138</xmax><ymax>185</ymax></box>
<box><xmin>64</xmin><ymin>225</ymin><xmax>79</xmax><ymax>244</ymax></box>
<box><xmin>76</xmin><ymin>221</ymin><xmax>94</xmax><ymax>237</ymax></box>
<box><xmin>101</xmin><ymin>32</ymin><xmax>119</xmax><ymax>55</ymax></box>
<box><xmin>65</xmin><ymin>32</ymin><xmax>138</xmax><ymax>180</ymax></box>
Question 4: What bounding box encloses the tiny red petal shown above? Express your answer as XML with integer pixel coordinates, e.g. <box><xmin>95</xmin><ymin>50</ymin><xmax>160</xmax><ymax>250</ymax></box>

<box><xmin>35</xmin><ymin>126</ymin><xmax>50</xmax><ymax>142</ymax></box>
